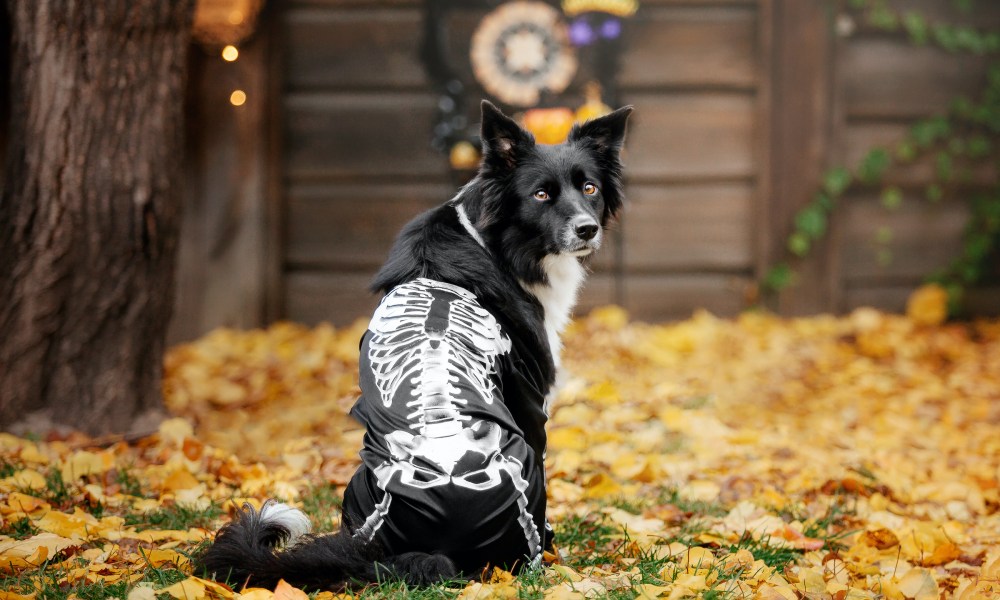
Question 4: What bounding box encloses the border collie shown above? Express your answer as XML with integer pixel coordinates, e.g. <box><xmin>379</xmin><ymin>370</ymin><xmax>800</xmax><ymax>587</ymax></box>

<box><xmin>199</xmin><ymin>100</ymin><xmax>632</xmax><ymax>590</ymax></box>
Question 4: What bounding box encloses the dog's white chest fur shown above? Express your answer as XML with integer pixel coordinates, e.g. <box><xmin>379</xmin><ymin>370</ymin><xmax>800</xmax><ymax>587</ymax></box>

<box><xmin>522</xmin><ymin>254</ymin><xmax>585</xmax><ymax>369</ymax></box>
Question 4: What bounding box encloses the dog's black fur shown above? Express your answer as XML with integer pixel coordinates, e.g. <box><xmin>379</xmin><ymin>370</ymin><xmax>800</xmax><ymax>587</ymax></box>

<box><xmin>199</xmin><ymin>101</ymin><xmax>632</xmax><ymax>591</ymax></box>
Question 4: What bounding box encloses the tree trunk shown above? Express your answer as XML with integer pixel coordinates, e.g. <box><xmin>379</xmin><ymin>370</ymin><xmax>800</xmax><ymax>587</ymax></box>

<box><xmin>0</xmin><ymin>0</ymin><xmax>194</xmax><ymax>435</ymax></box>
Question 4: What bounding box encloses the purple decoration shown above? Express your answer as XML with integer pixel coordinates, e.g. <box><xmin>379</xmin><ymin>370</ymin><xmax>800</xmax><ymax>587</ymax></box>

<box><xmin>568</xmin><ymin>18</ymin><xmax>596</xmax><ymax>46</ymax></box>
<box><xmin>600</xmin><ymin>18</ymin><xmax>622</xmax><ymax>40</ymax></box>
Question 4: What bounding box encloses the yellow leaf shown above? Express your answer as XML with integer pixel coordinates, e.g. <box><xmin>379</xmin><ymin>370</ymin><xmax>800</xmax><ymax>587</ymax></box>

<box><xmin>672</xmin><ymin>573</ymin><xmax>707</xmax><ymax>592</ymax></box>
<box><xmin>161</xmin><ymin>577</ymin><xmax>207</xmax><ymax>600</ymax></box>
<box><xmin>4</xmin><ymin>470</ymin><xmax>46</xmax><ymax>491</ymax></box>
<box><xmin>587</xmin><ymin>306</ymin><xmax>629</xmax><ymax>330</ymax></box>
<box><xmin>755</xmin><ymin>584</ymin><xmax>799</xmax><ymax>600</ymax></box>
<box><xmin>127</xmin><ymin>586</ymin><xmax>158</xmax><ymax>600</ymax></box>
<box><xmin>677</xmin><ymin>480</ymin><xmax>720</xmax><ymax>503</ymax></box>
<box><xmin>682</xmin><ymin>547</ymin><xmax>716</xmax><ymax>574</ymax></box>
<box><xmin>581</xmin><ymin>473</ymin><xmax>621</xmax><ymax>499</ymax></box>
<box><xmin>922</xmin><ymin>542</ymin><xmax>961</xmax><ymax>567</ymax></box>
<box><xmin>458</xmin><ymin>581</ymin><xmax>520</xmax><ymax>599</ymax></box>
<box><xmin>548</xmin><ymin>427</ymin><xmax>587</xmax><ymax>452</ymax></box>
<box><xmin>34</xmin><ymin>509</ymin><xmax>96</xmax><ymax>541</ymax></box>
<box><xmin>236</xmin><ymin>590</ymin><xmax>274</xmax><ymax>600</ymax></box>
<box><xmin>897</xmin><ymin>568</ymin><xmax>939</xmax><ymax>600</ymax></box>
<box><xmin>549</xmin><ymin>564</ymin><xmax>584</xmax><ymax>582</ymax></box>
<box><xmin>18</xmin><ymin>444</ymin><xmax>47</xmax><ymax>465</ymax></box>
<box><xmin>906</xmin><ymin>284</ymin><xmax>948</xmax><ymax>326</ymax></box>
<box><xmin>163</xmin><ymin>470</ymin><xmax>201</xmax><ymax>492</ymax></box>
<box><xmin>272</xmin><ymin>580</ymin><xmax>309</xmax><ymax>600</ymax></box>
<box><xmin>583</xmin><ymin>381</ymin><xmax>622</xmax><ymax>406</ymax></box>
<box><xmin>542</xmin><ymin>583</ymin><xmax>588</xmax><ymax>600</ymax></box>
<box><xmin>144</xmin><ymin>548</ymin><xmax>191</xmax><ymax>569</ymax></box>
<box><xmin>793</xmin><ymin>568</ymin><xmax>826</xmax><ymax>594</ymax></box>
<box><xmin>159</xmin><ymin>418</ymin><xmax>195</xmax><ymax>446</ymax></box>
<box><xmin>60</xmin><ymin>450</ymin><xmax>113</xmax><ymax>481</ymax></box>
<box><xmin>634</xmin><ymin>583</ymin><xmax>672</xmax><ymax>599</ymax></box>
<box><xmin>0</xmin><ymin>532</ymin><xmax>75</xmax><ymax>569</ymax></box>
<box><xmin>1</xmin><ymin>493</ymin><xmax>50</xmax><ymax>516</ymax></box>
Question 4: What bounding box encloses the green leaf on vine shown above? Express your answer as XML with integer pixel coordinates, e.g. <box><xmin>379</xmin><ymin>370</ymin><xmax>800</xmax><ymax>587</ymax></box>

<box><xmin>859</xmin><ymin>149</ymin><xmax>891</xmax><ymax>183</ymax></box>
<box><xmin>763</xmin><ymin>263</ymin><xmax>796</xmax><ymax>291</ymax></box>
<box><xmin>881</xmin><ymin>187</ymin><xmax>904</xmax><ymax>210</ymax></box>
<box><xmin>876</xmin><ymin>226</ymin><xmax>894</xmax><ymax>245</ymax></box>
<box><xmin>896</xmin><ymin>141</ymin><xmax>917</xmax><ymax>163</ymax></box>
<box><xmin>964</xmin><ymin>233</ymin><xmax>993</xmax><ymax>261</ymax></box>
<box><xmin>817</xmin><ymin>192</ymin><xmax>835</xmax><ymax>211</ymax></box>
<box><xmin>824</xmin><ymin>167</ymin><xmax>853</xmax><ymax>197</ymax></box>
<box><xmin>903</xmin><ymin>12</ymin><xmax>929</xmax><ymax>45</ymax></box>
<box><xmin>927</xmin><ymin>184</ymin><xmax>944</xmax><ymax>202</ymax></box>
<box><xmin>795</xmin><ymin>206</ymin><xmax>828</xmax><ymax>239</ymax></box>
<box><xmin>967</xmin><ymin>135</ymin><xmax>991</xmax><ymax>159</ymax></box>
<box><xmin>869</xmin><ymin>4</ymin><xmax>899</xmax><ymax>30</ymax></box>
<box><xmin>912</xmin><ymin>118</ymin><xmax>951</xmax><ymax>148</ymax></box>
<box><xmin>936</xmin><ymin>152</ymin><xmax>954</xmax><ymax>181</ymax></box>
<box><xmin>788</xmin><ymin>232</ymin><xmax>811</xmax><ymax>257</ymax></box>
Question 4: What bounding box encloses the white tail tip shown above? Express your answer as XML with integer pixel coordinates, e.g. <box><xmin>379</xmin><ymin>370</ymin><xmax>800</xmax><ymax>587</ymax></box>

<box><xmin>260</xmin><ymin>501</ymin><xmax>312</xmax><ymax>546</ymax></box>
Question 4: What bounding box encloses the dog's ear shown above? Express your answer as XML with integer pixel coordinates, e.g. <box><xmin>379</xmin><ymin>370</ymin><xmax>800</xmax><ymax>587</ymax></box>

<box><xmin>569</xmin><ymin>106</ymin><xmax>633</xmax><ymax>224</ymax></box>
<box><xmin>480</xmin><ymin>100</ymin><xmax>534</xmax><ymax>171</ymax></box>
<box><xmin>568</xmin><ymin>105</ymin><xmax>633</xmax><ymax>152</ymax></box>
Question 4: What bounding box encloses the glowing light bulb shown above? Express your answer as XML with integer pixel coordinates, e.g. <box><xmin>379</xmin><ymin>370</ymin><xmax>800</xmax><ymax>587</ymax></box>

<box><xmin>221</xmin><ymin>45</ymin><xmax>239</xmax><ymax>62</ymax></box>
<box><xmin>230</xmin><ymin>90</ymin><xmax>247</xmax><ymax>106</ymax></box>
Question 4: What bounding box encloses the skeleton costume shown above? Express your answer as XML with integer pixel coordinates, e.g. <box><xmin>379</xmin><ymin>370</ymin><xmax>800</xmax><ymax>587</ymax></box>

<box><xmin>342</xmin><ymin>277</ymin><xmax>553</xmax><ymax>574</ymax></box>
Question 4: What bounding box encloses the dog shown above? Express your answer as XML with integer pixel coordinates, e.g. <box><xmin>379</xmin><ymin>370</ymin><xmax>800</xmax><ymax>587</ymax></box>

<box><xmin>199</xmin><ymin>100</ymin><xmax>632</xmax><ymax>590</ymax></box>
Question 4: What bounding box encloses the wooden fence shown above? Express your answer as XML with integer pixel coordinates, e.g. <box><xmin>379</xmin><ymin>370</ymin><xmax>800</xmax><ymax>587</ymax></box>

<box><xmin>169</xmin><ymin>0</ymin><xmax>999</xmax><ymax>342</ymax></box>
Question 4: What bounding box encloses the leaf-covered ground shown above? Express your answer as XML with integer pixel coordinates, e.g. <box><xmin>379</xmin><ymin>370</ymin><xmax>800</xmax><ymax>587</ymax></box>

<box><xmin>2</xmin><ymin>298</ymin><xmax>999</xmax><ymax>599</ymax></box>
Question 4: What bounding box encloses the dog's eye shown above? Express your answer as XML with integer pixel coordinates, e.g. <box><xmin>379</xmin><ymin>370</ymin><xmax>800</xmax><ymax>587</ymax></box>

<box><xmin>533</xmin><ymin>189</ymin><xmax>550</xmax><ymax>201</ymax></box>
<box><xmin>583</xmin><ymin>182</ymin><xmax>598</xmax><ymax>196</ymax></box>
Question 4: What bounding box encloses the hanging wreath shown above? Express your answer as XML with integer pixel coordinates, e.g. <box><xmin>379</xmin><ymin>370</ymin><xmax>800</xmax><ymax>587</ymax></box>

<box><xmin>421</xmin><ymin>0</ymin><xmax>638</xmax><ymax>169</ymax></box>
<box><xmin>470</xmin><ymin>1</ymin><xmax>578</xmax><ymax>108</ymax></box>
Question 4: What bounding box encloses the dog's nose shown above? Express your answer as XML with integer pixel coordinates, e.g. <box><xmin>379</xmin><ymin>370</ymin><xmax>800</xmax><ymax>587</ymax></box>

<box><xmin>575</xmin><ymin>222</ymin><xmax>599</xmax><ymax>241</ymax></box>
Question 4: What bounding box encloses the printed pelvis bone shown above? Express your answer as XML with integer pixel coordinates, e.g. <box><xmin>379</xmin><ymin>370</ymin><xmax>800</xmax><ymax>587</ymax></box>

<box><xmin>375</xmin><ymin>420</ymin><xmax>505</xmax><ymax>490</ymax></box>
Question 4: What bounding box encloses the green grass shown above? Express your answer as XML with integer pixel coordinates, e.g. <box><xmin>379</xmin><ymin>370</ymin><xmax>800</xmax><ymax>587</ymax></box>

<box><xmin>298</xmin><ymin>482</ymin><xmax>344</xmax><ymax>533</ymax></box>
<box><xmin>0</xmin><ymin>516</ymin><xmax>41</xmax><ymax>540</ymax></box>
<box><xmin>0</xmin><ymin>560</ymin><xmax>134</xmax><ymax>600</ymax></box>
<box><xmin>43</xmin><ymin>468</ymin><xmax>72</xmax><ymax>506</ymax></box>
<box><xmin>657</xmin><ymin>488</ymin><xmax>728</xmax><ymax>518</ymax></box>
<box><xmin>123</xmin><ymin>500</ymin><xmax>224</xmax><ymax>531</ymax></box>
<box><xmin>553</xmin><ymin>513</ymin><xmax>621</xmax><ymax>568</ymax></box>
<box><xmin>114</xmin><ymin>466</ymin><xmax>145</xmax><ymax>498</ymax></box>
<box><xmin>0</xmin><ymin>457</ymin><xmax>23</xmax><ymax>479</ymax></box>
<box><xmin>0</xmin><ymin>465</ymin><xmax>848</xmax><ymax>600</ymax></box>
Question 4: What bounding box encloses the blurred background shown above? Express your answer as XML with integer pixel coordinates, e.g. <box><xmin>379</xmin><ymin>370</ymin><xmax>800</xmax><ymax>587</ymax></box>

<box><xmin>163</xmin><ymin>0</ymin><xmax>997</xmax><ymax>342</ymax></box>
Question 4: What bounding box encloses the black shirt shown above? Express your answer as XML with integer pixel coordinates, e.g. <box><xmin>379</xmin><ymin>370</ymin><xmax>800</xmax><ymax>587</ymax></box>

<box><xmin>341</xmin><ymin>278</ymin><xmax>552</xmax><ymax>574</ymax></box>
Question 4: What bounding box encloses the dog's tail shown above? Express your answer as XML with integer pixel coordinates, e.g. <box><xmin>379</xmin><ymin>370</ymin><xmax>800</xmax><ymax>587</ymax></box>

<box><xmin>198</xmin><ymin>501</ymin><xmax>458</xmax><ymax>591</ymax></box>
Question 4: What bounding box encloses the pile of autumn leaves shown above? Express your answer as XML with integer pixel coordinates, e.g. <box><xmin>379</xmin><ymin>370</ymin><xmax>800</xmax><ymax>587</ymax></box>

<box><xmin>2</xmin><ymin>285</ymin><xmax>999</xmax><ymax>599</ymax></box>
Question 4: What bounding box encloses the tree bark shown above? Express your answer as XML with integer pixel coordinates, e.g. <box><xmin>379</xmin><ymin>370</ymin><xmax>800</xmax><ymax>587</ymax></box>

<box><xmin>0</xmin><ymin>0</ymin><xmax>194</xmax><ymax>435</ymax></box>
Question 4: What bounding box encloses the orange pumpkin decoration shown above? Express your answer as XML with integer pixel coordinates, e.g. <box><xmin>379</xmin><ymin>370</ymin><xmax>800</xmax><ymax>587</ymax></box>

<box><xmin>522</xmin><ymin>107</ymin><xmax>576</xmax><ymax>145</ymax></box>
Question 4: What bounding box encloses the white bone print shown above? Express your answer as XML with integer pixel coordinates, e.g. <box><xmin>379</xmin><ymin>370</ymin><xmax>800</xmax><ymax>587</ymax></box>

<box><xmin>355</xmin><ymin>279</ymin><xmax>542</xmax><ymax>563</ymax></box>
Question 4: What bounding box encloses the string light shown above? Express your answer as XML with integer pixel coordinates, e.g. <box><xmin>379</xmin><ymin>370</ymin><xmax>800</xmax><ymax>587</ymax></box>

<box><xmin>221</xmin><ymin>45</ymin><xmax>239</xmax><ymax>62</ymax></box>
<box><xmin>230</xmin><ymin>90</ymin><xmax>247</xmax><ymax>106</ymax></box>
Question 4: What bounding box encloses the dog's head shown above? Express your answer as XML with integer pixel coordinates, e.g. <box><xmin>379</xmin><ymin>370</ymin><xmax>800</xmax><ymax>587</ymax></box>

<box><xmin>470</xmin><ymin>100</ymin><xmax>632</xmax><ymax>282</ymax></box>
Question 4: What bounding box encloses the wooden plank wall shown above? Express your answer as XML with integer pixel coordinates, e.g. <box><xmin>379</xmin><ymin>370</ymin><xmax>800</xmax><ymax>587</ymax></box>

<box><xmin>832</xmin><ymin>0</ymin><xmax>1000</xmax><ymax>313</ymax></box>
<box><xmin>279</xmin><ymin>0</ymin><xmax>766</xmax><ymax>325</ymax></box>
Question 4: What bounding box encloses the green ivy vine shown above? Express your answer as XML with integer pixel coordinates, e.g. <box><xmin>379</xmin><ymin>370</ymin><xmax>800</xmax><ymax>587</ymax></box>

<box><xmin>764</xmin><ymin>0</ymin><xmax>1000</xmax><ymax>315</ymax></box>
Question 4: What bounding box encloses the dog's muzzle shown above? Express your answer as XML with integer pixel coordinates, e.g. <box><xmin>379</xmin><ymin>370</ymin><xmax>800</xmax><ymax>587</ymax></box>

<box><xmin>564</xmin><ymin>215</ymin><xmax>601</xmax><ymax>255</ymax></box>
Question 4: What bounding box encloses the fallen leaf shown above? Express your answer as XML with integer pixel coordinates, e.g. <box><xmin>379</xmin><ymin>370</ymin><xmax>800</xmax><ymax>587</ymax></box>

<box><xmin>272</xmin><ymin>580</ymin><xmax>309</xmax><ymax>600</ymax></box>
